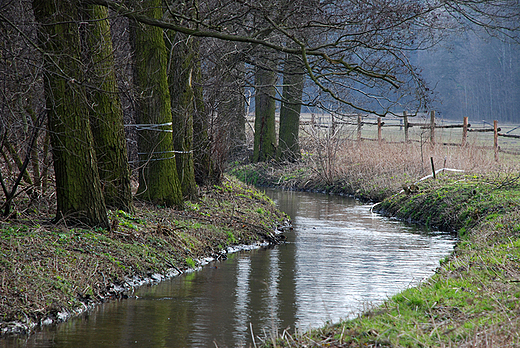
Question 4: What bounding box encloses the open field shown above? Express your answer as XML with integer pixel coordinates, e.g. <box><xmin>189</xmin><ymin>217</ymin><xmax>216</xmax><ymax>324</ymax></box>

<box><xmin>246</xmin><ymin>112</ymin><xmax>520</xmax><ymax>161</ymax></box>
<box><xmin>238</xmin><ymin>114</ymin><xmax>520</xmax><ymax>204</ymax></box>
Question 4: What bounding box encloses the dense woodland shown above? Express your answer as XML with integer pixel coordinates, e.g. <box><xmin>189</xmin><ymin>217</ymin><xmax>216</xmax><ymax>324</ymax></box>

<box><xmin>415</xmin><ymin>30</ymin><xmax>520</xmax><ymax>122</ymax></box>
<box><xmin>0</xmin><ymin>0</ymin><xmax>518</xmax><ymax>228</ymax></box>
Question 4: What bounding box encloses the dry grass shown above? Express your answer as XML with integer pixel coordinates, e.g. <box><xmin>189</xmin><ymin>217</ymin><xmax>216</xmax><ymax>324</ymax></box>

<box><xmin>242</xmin><ymin>115</ymin><xmax>520</xmax><ymax>201</ymax></box>
<box><xmin>295</xmin><ymin>121</ymin><xmax>519</xmax><ymax>200</ymax></box>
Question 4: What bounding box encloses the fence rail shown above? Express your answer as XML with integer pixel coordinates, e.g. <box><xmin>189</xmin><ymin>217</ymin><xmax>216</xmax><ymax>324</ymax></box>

<box><xmin>302</xmin><ymin>112</ymin><xmax>520</xmax><ymax>162</ymax></box>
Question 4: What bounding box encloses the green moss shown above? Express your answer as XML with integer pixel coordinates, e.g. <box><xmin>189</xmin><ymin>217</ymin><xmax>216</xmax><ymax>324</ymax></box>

<box><xmin>185</xmin><ymin>257</ymin><xmax>196</xmax><ymax>268</ymax></box>
<box><xmin>225</xmin><ymin>229</ymin><xmax>238</xmax><ymax>244</ymax></box>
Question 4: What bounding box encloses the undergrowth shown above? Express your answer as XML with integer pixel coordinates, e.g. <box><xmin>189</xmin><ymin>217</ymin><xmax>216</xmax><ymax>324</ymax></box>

<box><xmin>230</xmin><ymin>138</ymin><xmax>516</xmax><ymax>203</ymax></box>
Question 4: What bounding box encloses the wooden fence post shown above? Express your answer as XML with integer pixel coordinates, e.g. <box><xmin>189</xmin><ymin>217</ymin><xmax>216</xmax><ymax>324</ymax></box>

<box><xmin>357</xmin><ymin>114</ymin><xmax>362</xmax><ymax>141</ymax></box>
<box><xmin>462</xmin><ymin>116</ymin><xmax>468</xmax><ymax>146</ymax></box>
<box><xmin>403</xmin><ymin>111</ymin><xmax>409</xmax><ymax>143</ymax></box>
<box><xmin>494</xmin><ymin>120</ymin><xmax>499</xmax><ymax>161</ymax></box>
<box><xmin>377</xmin><ymin>117</ymin><xmax>382</xmax><ymax>145</ymax></box>
<box><xmin>430</xmin><ymin>110</ymin><xmax>435</xmax><ymax>145</ymax></box>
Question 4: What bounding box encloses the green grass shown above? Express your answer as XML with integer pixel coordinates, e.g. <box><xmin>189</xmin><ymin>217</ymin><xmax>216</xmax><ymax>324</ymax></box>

<box><xmin>185</xmin><ymin>257</ymin><xmax>197</xmax><ymax>268</ymax></box>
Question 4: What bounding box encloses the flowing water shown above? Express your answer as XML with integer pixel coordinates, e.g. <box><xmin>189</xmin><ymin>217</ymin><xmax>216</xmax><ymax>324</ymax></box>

<box><xmin>4</xmin><ymin>189</ymin><xmax>456</xmax><ymax>348</ymax></box>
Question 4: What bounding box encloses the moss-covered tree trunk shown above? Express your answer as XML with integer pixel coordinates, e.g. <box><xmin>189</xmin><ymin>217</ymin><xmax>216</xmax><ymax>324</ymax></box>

<box><xmin>166</xmin><ymin>30</ymin><xmax>197</xmax><ymax>200</ymax></box>
<box><xmin>32</xmin><ymin>0</ymin><xmax>109</xmax><ymax>228</ymax></box>
<box><xmin>252</xmin><ymin>47</ymin><xmax>277</xmax><ymax>162</ymax></box>
<box><xmin>277</xmin><ymin>46</ymin><xmax>304</xmax><ymax>162</ymax></box>
<box><xmin>129</xmin><ymin>0</ymin><xmax>182</xmax><ymax>207</ymax></box>
<box><xmin>83</xmin><ymin>5</ymin><xmax>133</xmax><ymax>212</ymax></box>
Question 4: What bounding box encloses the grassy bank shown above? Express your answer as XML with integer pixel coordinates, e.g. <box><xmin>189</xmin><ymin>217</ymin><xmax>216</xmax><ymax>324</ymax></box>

<box><xmin>0</xmin><ymin>176</ymin><xmax>288</xmax><ymax>337</ymax></box>
<box><xmin>254</xmin><ymin>172</ymin><xmax>520</xmax><ymax>347</ymax></box>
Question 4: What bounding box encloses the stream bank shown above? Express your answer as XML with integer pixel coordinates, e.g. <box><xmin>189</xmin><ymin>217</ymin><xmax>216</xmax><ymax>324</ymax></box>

<box><xmin>228</xmin><ymin>161</ymin><xmax>402</xmax><ymax>202</ymax></box>
<box><xmin>240</xmin><ymin>167</ymin><xmax>520</xmax><ymax>347</ymax></box>
<box><xmin>0</xmin><ymin>176</ymin><xmax>288</xmax><ymax>337</ymax></box>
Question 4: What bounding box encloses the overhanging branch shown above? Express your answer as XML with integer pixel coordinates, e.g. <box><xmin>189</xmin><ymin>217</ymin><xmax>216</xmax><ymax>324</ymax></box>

<box><xmin>83</xmin><ymin>0</ymin><xmax>403</xmax><ymax>88</ymax></box>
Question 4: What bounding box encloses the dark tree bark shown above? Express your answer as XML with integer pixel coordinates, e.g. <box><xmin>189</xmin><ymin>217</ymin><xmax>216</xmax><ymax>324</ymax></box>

<box><xmin>203</xmin><ymin>40</ymin><xmax>248</xmax><ymax>174</ymax></box>
<box><xmin>193</xmin><ymin>66</ymin><xmax>219</xmax><ymax>186</ymax></box>
<box><xmin>32</xmin><ymin>0</ymin><xmax>109</xmax><ymax>228</ymax></box>
<box><xmin>252</xmin><ymin>46</ymin><xmax>277</xmax><ymax>162</ymax></box>
<box><xmin>276</xmin><ymin>0</ymin><xmax>314</xmax><ymax>162</ymax></box>
<box><xmin>165</xmin><ymin>1</ymin><xmax>199</xmax><ymax>199</ymax></box>
<box><xmin>192</xmin><ymin>62</ymin><xmax>217</xmax><ymax>186</ymax></box>
<box><xmin>216</xmin><ymin>55</ymin><xmax>247</xmax><ymax>157</ymax></box>
<box><xmin>277</xmin><ymin>46</ymin><xmax>304</xmax><ymax>162</ymax></box>
<box><xmin>129</xmin><ymin>0</ymin><xmax>183</xmax><ymax>207</ymax></box>
<box><xmin>167</xmin><ymin>33</ymin><xmax>197</xmax><ymax>199</ymax></box>
<box><xmin>83</xmin><ymin>4</ymin><xmax>133</xmax><ymax>211</ymax></box>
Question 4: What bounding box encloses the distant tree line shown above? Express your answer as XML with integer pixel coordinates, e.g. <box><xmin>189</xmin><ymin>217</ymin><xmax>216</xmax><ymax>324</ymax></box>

<box><xmin>0</xmin><ymin>0</ymin><xmax>518</xmax><ymax>227</ymax></box>
<box><xmin>414</xmin><ymin>29</ymin><xmax>520</xmax><ymax>123</ymax></box>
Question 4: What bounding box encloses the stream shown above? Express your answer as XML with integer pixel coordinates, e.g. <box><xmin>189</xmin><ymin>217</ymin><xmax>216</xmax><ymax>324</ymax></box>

<box><xmin>4</xmin><ymin>189</ymin><xmax>456</xmax><ymax>348</ymax></box>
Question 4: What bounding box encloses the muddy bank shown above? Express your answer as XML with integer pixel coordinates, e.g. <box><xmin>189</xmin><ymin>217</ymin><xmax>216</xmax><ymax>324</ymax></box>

<box><xmin>0</xmin><ymin>176</ymin><xmax>289</xmax><ymax>337</ymax></box>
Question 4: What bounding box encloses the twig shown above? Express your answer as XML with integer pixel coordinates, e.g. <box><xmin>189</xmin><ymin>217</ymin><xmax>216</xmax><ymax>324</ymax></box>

<box><xmin>112</xmin><ymin>230</ymin><xmax>130</xmax><ymax>237</ymax></box>
<box><xmin>250</xmin><ymin>322</ymin><xmax>258</xmax><ymax>348</ymax></box>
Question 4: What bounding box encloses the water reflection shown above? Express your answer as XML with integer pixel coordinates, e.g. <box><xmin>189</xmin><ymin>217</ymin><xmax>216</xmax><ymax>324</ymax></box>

<box><xmin>233</xmin><ymin>257</ymin><xmax>251</xmax><ymax>346</ymax></box>
<box><xmin>2</xmin><ymin>190</ymin><xmax>456</xmax><ymax>348</ymax></box>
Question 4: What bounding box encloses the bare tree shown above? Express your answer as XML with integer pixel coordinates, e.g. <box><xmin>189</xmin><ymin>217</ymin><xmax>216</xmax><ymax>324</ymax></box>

<box><xmin>82</xmin><ymin>4</ymin><xmax>133</xmax><ymax>212</ymax></box>
<box><xmin>277</xmin><ymin>43</ymin><xmax>305</xmax><ymax>162</ymax></box>
<box><xmin>252</xmin><ymin>44</ymin><xmax>278</xmax><ymax>162</ymax></box>
<box><xmin>32</xmin><ymin>0</ymin><xmax>109</xmax><ymax>227</ymax></box>
<box><xmin>0</xmin><ymin>0</ymin><xmax>46</xmax><ymax>215</ymax></box>
<box><xmin>129</xmin><ymin>0</ymin><xmax>183</xmax><ymax>207</ymax></box>
<box><xmin>276</xmin><ymin>0</ymin><xmax>318</xmax><ymax>162</ymax></box>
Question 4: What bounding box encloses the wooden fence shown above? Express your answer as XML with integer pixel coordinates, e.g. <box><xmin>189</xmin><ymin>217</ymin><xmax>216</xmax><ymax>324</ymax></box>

<box><xmin>303</xmin><ymin>111</ymin><xmax>520</xmax><ymax>161</ymax></box>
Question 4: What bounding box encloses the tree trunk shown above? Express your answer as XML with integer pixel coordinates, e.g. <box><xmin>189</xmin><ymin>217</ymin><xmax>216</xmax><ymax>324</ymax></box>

<box><xmin>32</xmin><ymin>0</ymin><xmax>109</xmax><ymax>228</ymax></box>
<box><xmin>192</xmin><ymin>66</ymin><xmax>217</xmax><ymax>186</ymax></box>
<box><xmin>83</xmin><ymin>4</ymin><xmax>133</xmax><ymax>212</ymax></box>
<box><xmin>252</xmin><ymin>47</ymin><xmax>277</xmax><ymax>162</ymax></box>
<box><xmin>277</xmin><ymin>47</ymin><xmax>304</xmax><ymax>162</ymax></box>
<box><xmin>129</xmin><ymin>0</ymin><xmax>182</xmax><ymax>207</ymax></box>
<box><xmin>207</xmin><ymin>41</ymin><xmax>247</xmax><ymax>175</ymax></box>
<box><xmin>217</xmin><ymin>57</ymin><xmax>247</xmax><ymax>157</ymax></box>
<box><xmin>166</xmin><ymin>31</ymin><xmax>197</xmax><ymax>200</ymax></box>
